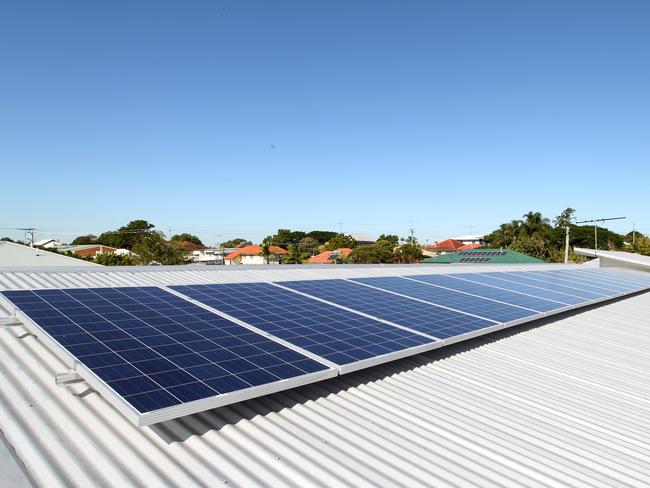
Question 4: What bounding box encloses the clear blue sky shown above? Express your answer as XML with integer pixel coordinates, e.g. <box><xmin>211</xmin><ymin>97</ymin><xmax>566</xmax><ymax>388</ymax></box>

<box><xmin>2</xmin><ymin>1</ymin><xmax>648</xmax><ymax>246</ymax></box>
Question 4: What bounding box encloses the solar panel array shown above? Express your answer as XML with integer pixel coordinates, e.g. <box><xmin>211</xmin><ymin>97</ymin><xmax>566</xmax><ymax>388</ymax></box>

<box><xmin>458</xmin><ymin>250</ymin><xmax>507</xmax><ymax>257</ymax></box>
<box><xmin>2</xmin><ymin>267</ymin><xmax>649</xmax><ymax>426</ymax></box>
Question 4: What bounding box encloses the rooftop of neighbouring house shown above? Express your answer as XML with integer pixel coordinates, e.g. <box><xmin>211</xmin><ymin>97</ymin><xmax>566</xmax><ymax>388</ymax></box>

<box><xmin>0</xmin><ymin>241</ymin><xmax>101</xmax><ymax>268</ymax></box>
<box><xmin>422</xmin><ymin>249</ymin><xmax>544</xmax><ymax>264</ymax></box>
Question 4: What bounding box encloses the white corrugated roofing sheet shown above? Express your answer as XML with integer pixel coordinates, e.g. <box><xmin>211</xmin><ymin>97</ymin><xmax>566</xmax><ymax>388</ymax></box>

<box><xmin>1</xmin><ymin>264</ymin><xmax>649</xmax><ymax>487</ymax></box>
<box><xmin>576</xmin><ymin>247</ymin><xmax>650</xmax><ymax>271</ymax></box>
<box><xmin>0</xmin><ymin>242</ymin><xmax>100</xmax><ymax>268</ymax></box>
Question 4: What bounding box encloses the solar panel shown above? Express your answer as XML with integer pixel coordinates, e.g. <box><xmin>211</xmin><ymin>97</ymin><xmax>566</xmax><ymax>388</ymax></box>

<box><xmin>447</xmin><ymin>273</ymin><xmax>586</xmax><ymax>305</ymax></box>
<box><xmin>3</xmin><ymin>267</ymin><xmax>648</xmax><ymax>427</ymax></box>
<box><xmin>541</xmin><ymin>269</ymin><xmax>644</xmax><ymax>293</ymax></box>
<box><xmin>579</xmin><ymin>268</ymin><xmax>650</xmax><ymax>289</ymax></box>
<box><xmin>279</xmin><ymin>279</ymin><xmax>497</xmax><ymax>340</ymax></box>
<box><xmin>350</xmin><ymin>277</ymin><xmax>541</xmax><ymax>323</ymax></box>
<box><xmin>406</xmin><ymin>274</ymin><xmax>569</xmax><ymax>313</ymax></box>
<box><xmin>0</xmin><ymin>286</ymin><xmax>335</xmax><ymax>425</ymax></box>
<box><xmin>170</xmin><ymin>283</ymin><xmax>437</xmax><ymax>372</ymax></box>
<box><xmin>480</xmin><ymin>272</ymin><xmax>605</xmax><ymax>300</ymax></box>
<box><xmin>507</xmin><ymin>271</ymin><xmax>621</xmax><ymax>297</ymax></box>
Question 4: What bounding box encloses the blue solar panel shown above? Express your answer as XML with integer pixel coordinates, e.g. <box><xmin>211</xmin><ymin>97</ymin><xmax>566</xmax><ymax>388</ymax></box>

<box><xmin>584</xmin><ymin>269</ymin><xmax>650</xmax><ymax>288</ymax></box>
<box><xmin>446</xmin><ymin>273</ymin><xmax>586</xmax><ymax>305</ymax></box>
<box><xmin>507</xmin><ymin>271</ymin><xmax>618</xmax><ymax>296</ymax></box>
<box><xmin>406</xmin><ymin>274</ymin><xmax>568</xmax><ymax>313</ymax></box>
<box><xmin>170</xmin><ymin>283</ymin><xmax>436</xmax><ymax>367</ymax></box>
<box><xmin>350</xmin><ymin>277</ymin><xmax>540</xmax><ymax>323</ymax></box>
<box><xmin>480</xmin><ymin>272</ymin><xmax>605</xmax><ymax>300</ymax></box>
<box><xmin>541</xmin><ymin>269</ymin><xmax>642</xmax><ymax>293</ymax></box>
<box><xmin>279</xmin><ymin>279</ymin><xmax>495</xmax><ymax>339</ymax></box>
<box><xmin>0</xmin><ymin>287</ymin><xmax>332</xmax><ymax>422</ymax></box>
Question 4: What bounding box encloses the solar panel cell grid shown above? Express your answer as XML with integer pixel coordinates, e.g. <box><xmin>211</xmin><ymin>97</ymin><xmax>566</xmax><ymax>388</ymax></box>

<box><xmin>1</xmin><ymin>287</ymin><xmax>330</xmax><ymax>414</ymax></box>
<box><xmin>350</xmin><ymin>277</ymin><xmax>539</xmax><ymax>323</ymax></box>
<box><xmin>407</xmin><ymin>275</ymin><xmax>566</xmax><ymax>312</ymax></box>
<box><xmin>170</xmin><ymin>283</ymin><xmax>435</xmax><ymax>366</ymax></box>
<box><xmin>481</xmin><ymin>272</ymin><xmax>605</xmax><ymax>300</ymax></box>
<box><xmin>279</xmin><ymin>279</ymin><xmax>495</xmax><ymax>339</ymax></box>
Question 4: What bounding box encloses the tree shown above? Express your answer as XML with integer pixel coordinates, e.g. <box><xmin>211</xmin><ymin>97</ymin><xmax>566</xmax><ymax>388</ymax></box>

<box><xmin>96</xmin><ymin>220</ymin><xmax>155</xmax><ymax>249</ymax></box>
<box><xmin>377</xmin><ymin>234</ymin><xmax>399</xmax><ymax>247</ymax></box>
<box><xmin>259</xmin><ymin>239</ymin><xmax>272</xmax><ymax>264</ymax></box>
<box><xmin>281</xmin><ymin>245</ymin><xmax>304</xmax><ymax>264</ymax></box>
<box><xmin>298</xmin><ymin>237</ymin><xmax>320</xmax><ymax>255</ymax></box>
<box><xmin>553</xmin><ymin>208</ymin><xmax>576</xmax><ymax>228</ymax></box>
<box><xmin>346</xmin><ymin>243</ymin><xmax>393</xmax><ymax>264</ymax></box>
<box><xmin>1</xmin><ymin>237</ymin><xmax>14</xmax><ymax>242</ymax></box>
<box><xmin>170</xmin><ymin>233</ymin><xmax>204</xmax><ymax>247</ymax></box>
<box><xmin>220</xmin><ymin>238</ymin><xmax>252</xmax><ymax>248</ymax></box>
<box><xmin>393</xmin><ymin>243</ymin><xmax>424</xmax><ymax>263</ymax></box>
<box><xmin>323</xmin><ymin>234</ymin><xmax>357</xmax><ymax>251</ymax></box>
<box><xmin>94</xmin><ymin>252</ymin><xmax>138</xmax><ymax>266</ymax></box>
<box><xmin>305</xmin><ymin>230</ymin><xmax>338</xmax><ymax>244</ymax></box>
<box><xmin>521</xmin><ymin>211</ymin><xmax>551</xmax><ymax>237</ymax></box>
<box><xmin>71</xmin><ymin>234</ymin><xmax>97</xmax><ymax>245</ymax></box>
<box><xmin>131</xmin><ymin>232</ymin><xmax>187</xmax><ymax>265</ymax></box>
<box><xmin>265</xmin><ymin>229</ymin><xmax>306</xmax><ymax>247</ymax></box>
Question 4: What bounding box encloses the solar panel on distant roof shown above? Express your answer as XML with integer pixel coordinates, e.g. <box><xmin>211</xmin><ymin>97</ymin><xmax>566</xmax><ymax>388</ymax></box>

<box><xmin>0</xmin><ymin>286</ymin><xmax>335</xmax><ymax>425</ymax></box>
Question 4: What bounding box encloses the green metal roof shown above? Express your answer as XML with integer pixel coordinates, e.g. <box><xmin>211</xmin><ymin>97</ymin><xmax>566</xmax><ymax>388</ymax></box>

<box><xmin>421</xmin><ymin>249</ymin><xmax>544</xmax><ymax>264</ymax></box>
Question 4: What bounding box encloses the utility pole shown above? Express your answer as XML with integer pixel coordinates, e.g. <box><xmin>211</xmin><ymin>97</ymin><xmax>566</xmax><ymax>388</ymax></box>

<box><xmin>564</xmin><ymin>226</ymin><xmax>570</xmax><ymax>264</ymax></box>
<box><xmin>337</xmin><ymin>221</ymin><xmax>343</xmax><ymax>234</ymax></box>
<box><xmin>633</xmin><ymin>222</ymin><xmax>636</xmax><ymax>248</ymax></box>
<box><xmin>575</xmin><ymin>216</ymin><xmax>626</xmax><ymax>257</ymax></box>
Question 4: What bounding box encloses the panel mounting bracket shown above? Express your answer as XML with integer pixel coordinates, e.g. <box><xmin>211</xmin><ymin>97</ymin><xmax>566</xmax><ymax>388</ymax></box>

<box><xmin>55</xmin><ymin>370</ymin><xmax>84</xmax><ymax>386</ymax></box>
<box><xmin>0</xmin><ymin>317</ymin><xmax>22</xmax><ymax>327</ymax></box>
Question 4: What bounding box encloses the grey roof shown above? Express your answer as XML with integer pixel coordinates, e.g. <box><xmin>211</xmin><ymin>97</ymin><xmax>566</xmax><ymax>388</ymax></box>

<box><xmin>575</xmin><ymin>247</ymin><xmax>650</xmax><ymax>272</ymax></box>
<box><xmin>0</xmin><ymin>242</ymin><xmax>100</xmax><ymax>268</ymax></box>
<box><xmin>1</xmin><ymin>264</ymin><xmax>649</xmax><ymax>487</ymax></box>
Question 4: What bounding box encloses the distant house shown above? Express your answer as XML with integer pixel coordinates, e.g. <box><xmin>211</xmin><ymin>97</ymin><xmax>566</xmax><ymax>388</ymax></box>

<box><xmin>422</xmin><ymin>249</ymin><xmax>543</xmax><ymax>264</ymax></box>
<box><xmin>307</xmin><ymin>248</ymin><xmax>352</xmax><ymax>264</ymax></box>
<box><xmin>452</xmin><ymin>234</ymin><xmax>486</xmax><ymax>246</ymax></box>
<box><xmin>348</xmin><ymin>233</ymin><xmax>377</xmax><ymax>245</ymax></box>
<box><xmin>224</xmin><ymin>245</ymin><xmax>288</xmax><ymax>265</ymax></box>
<box><xmin>188</xmin><ymin>248</ymin><xmax>224</xmax><ymax>265</ymax></box>
<box><xmin>34</xmin><ymin>238</ymin><xmax>61</xmax><ymax>249</ymax></box>
<box><xmin>422</xmin><ymin>239</ymin><xmax>466</xmax><ymax>256</ymax></box>
<box><xmin>55</xmin><ymin>244</ymin><xmax>118</xmax><ymax>258</ymax></box>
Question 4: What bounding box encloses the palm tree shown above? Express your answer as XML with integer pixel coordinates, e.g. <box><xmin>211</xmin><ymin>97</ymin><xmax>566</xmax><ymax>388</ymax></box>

<box><xmin>522</xmin><ymin>211</ymin><xmax>550</xmax><ymax>237</ymax></box>
<box><xmin>259</xmin><ymin>239</ymin><xmax>272</xmax><ymax>264</ymax></box>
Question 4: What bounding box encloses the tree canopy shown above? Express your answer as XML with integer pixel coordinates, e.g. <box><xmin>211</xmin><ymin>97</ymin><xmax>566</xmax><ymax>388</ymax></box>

<box><xmin>220</xmin><ymin>238</ymin><xmax>252</xmax><ymax>248</ymax></box>
<box><xmin>322</xmin><ymin>234</ymin><xmax>357</xmax><ymax>251</ymax></box>
<box><xmin>170</xmin><ymin>233</ymin><xmax>204</xmax><ymax>247</ymax></box>
<box><xmin>484</xmin><ymin>208</ymin><xmax>628</xmax><ymax>262</ymax></box>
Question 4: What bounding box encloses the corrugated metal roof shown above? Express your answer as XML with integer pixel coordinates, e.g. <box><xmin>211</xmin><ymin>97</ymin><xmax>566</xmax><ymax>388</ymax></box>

<box><xmin>1</xmin><ymin>264</ymin><xmax>650</xmax><ymax>487</ymax></box>
<box><xmin>0</xmin><ymin>263</ymin><xmax>574</xmax><ymax>318</ymax></box>
<box><xmin>422</xmin><ymin>250</ymin><xmax>544</xmax><ymax>264</ymax></box>
<box><xmin>0</xmin><ymin>242</ymin><xmax>100</xmax><ymax>268</ymax></box>
<box><xmin>576</xmin><ymin>248</ymin><xmax>650</xmax><ymax>272</ymax></box>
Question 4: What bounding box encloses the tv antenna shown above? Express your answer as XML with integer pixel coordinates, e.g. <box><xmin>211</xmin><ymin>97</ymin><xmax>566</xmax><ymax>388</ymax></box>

<box><xmin>575</xmin><ymin>216</ymin><xmax>626</xmax><ymax>257</ymax></box>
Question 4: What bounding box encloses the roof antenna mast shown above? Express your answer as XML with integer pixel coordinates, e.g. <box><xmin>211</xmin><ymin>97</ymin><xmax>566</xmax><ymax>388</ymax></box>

<box><xmin>575</xmin><ymin>216</ymin><xmax>626</xmax><ymax>257</ymax></box>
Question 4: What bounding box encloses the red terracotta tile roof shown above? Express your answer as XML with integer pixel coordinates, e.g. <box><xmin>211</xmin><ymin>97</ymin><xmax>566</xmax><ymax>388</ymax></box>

<box><xmin>424</xmin><ymin>239</ymin><xmax>466</xmax><ymax>251</ymax></box>
<box><xmin>458</xmin><ymin>243</ymin><xmax>482</xmax><ymax>251</ymax></box>
<box><xmin>224</xmin><ymin>245</ymin><xmax>288</xmax><ymax>261</ymax></box>
<box><xmin>307</xmin><ymin>248</ymin><xmax>352</xmax><ymax>264</ymax></box>
<box><xmin>177</xmin><ymin>240</ymin><xmax>203</xmax><ymax>252</ymax></box>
